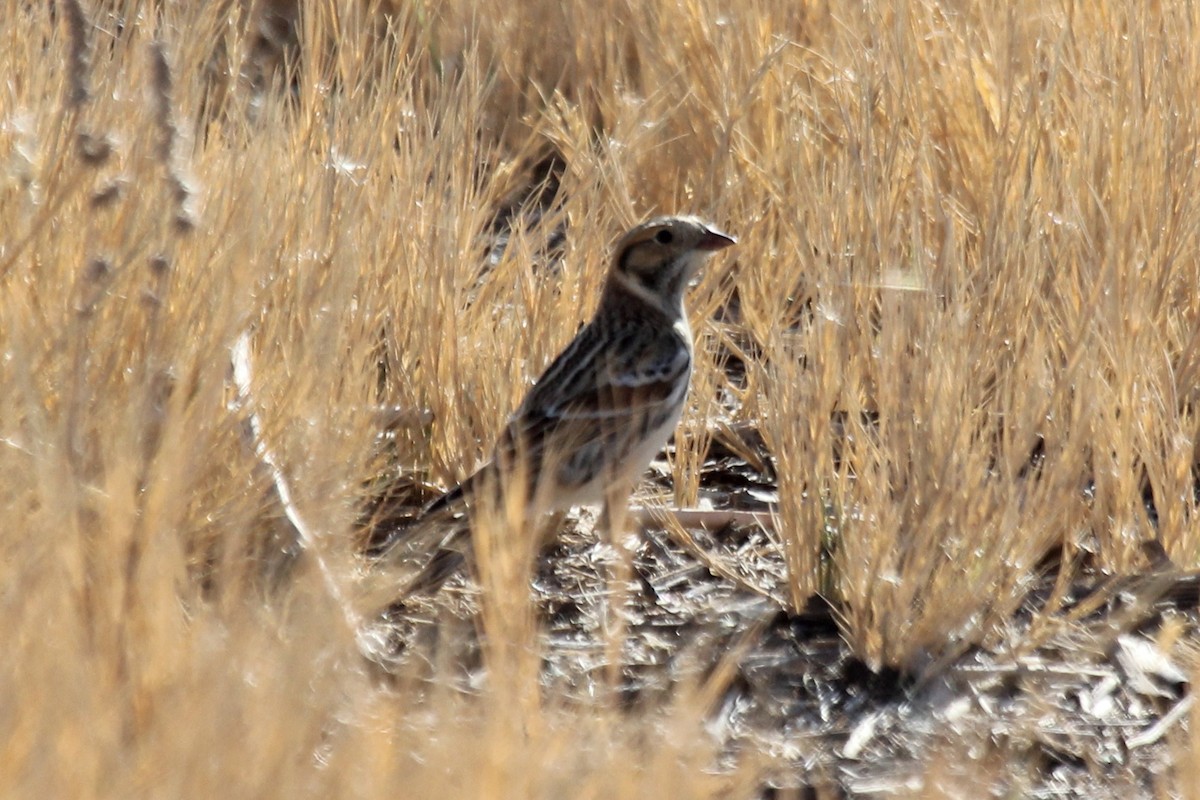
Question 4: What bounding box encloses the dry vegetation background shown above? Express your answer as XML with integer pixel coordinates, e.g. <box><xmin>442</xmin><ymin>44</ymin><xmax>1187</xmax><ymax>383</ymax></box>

<box><xmin>5</xmin><ymin>0</ymin><xmax>1200</xmax><ymax>796</ymax></box>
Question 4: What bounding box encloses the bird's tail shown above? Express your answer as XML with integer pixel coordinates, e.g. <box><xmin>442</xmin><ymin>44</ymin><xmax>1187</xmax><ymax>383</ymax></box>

<box><xmin>365</xmin><ymin>482</ymin><xmax>474</xmax><ymax>597</ymax></box>
<box><xmin>360</xmin><ymin>461</ymin><xmax>538</xmax><ymax>612</ymax></box>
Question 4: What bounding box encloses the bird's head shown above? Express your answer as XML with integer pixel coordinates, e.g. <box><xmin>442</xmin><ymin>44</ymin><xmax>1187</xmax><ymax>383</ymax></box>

<box><xmin>607</xmin><ymin>215</ymin><xmax>736</xmax><ymax>315</ymax></box>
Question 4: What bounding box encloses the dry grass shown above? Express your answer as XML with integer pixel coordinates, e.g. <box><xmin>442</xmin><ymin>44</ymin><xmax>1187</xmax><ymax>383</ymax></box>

<box><xmin>4</xmin><ymin>0</ymin><xmax>1200</xmax><ymax>796</ymax></box>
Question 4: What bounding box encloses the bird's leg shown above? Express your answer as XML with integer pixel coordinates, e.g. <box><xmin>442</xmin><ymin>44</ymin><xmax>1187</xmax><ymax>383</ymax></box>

<box><xmin>600</xmin><ymin>479</ymin><xmax>634</xmax><ymax>690</ymax></box>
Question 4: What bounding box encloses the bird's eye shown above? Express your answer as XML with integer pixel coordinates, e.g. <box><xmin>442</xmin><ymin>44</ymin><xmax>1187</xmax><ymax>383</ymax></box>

<box><xmin>654</xmin><ymin>229</ymin><xmax>674</xmax><ymax>244</ymax></box>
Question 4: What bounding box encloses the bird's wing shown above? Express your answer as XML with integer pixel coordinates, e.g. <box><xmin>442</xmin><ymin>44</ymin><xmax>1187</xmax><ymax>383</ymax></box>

<box><xmin>492</xmin><ymin>317</ymin><xmax>691</xmax><ymax>481</ymax></box>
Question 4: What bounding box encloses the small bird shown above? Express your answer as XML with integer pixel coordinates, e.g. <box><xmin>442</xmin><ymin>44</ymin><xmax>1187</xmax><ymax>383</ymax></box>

<box><xmin>391</xmin><ymin>215</ymin><xmax>736</xmax><ymax>595</ymax></box>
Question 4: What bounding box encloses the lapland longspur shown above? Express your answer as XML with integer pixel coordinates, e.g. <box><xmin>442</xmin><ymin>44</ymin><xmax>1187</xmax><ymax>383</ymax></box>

<box><xmin>396</xmin><ymin>215</ymin><xmax>735</xmax><ymax>594</ymax></box>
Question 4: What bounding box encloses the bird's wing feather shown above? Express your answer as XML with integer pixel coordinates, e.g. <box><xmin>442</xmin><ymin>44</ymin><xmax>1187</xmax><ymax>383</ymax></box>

<box><xmin>498</xmin><ymin>318</ymin><xmax>690</xmax><ymax>459</ymax></box>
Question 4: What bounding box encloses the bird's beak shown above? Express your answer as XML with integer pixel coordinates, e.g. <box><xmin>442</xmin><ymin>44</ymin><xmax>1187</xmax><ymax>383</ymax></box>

<box><xmin>696</xmin><ymin>227</ymin><xmax>736</xmax><ymax>251</ymax></box>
